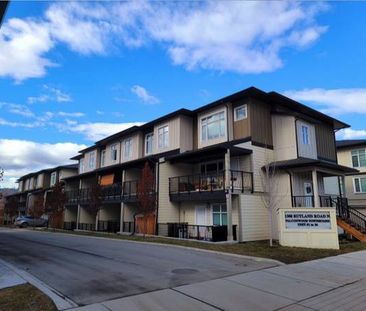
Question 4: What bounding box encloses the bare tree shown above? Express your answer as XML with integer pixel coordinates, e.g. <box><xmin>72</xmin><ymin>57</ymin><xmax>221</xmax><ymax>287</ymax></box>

<box><xmin>136</xmin><ymin>162</ymin><xmax>156</xmax><ymax>238</ymax></box>
<box><xmin>29</xmin><ymin>195</ymin><xmax>44</xmax><ymax>218</ymax></box>
<box><xmin>261</xmin><ymin>160</ymin><xmax>285</xmax><ymax>247</ymax></box>
<box><xmin>84</xmin><ymin>178</ymin><xmax>103</xmax><ymax>230</ymax></box>
<box><xmin>0</xmin><ymin>168</ymin><xmax>4</xmax><ymax>185</ymax></box>
<box><xmin>45</xmin><ymin>182</ymin><xmax>67</xmax><ymax>229</ymax></box>
<box><xmin>4</xmin><ymin>196</ymin><xmax>18</xmax><ymax>224</ymax></box>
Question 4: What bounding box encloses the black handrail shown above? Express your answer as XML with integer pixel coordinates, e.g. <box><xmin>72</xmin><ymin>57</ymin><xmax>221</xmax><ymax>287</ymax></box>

<box><xmin>336</xmin><ymin>197</ymin><xmax>366</xmax><ymax>233</ymax></box>
<box><xmin>292</xmin><ymin>195</ymin><xmax>314</xmax><ymax>207</ymax></box>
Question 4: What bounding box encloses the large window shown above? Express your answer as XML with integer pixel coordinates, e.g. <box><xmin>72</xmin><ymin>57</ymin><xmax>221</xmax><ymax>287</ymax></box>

<box><xmin>89</xmin><ymin>151</ymin><xmax>96</xmax><ymax>169</ymax></box>
<box><xmin>79</xmin><ymin>158</ymin><xmax>84</xmax><ymax>174</ymax></box>
<box><xmin>354</xmin><ymin>177</ymin><xmax>366</xmax><ymax>193</ymax></box>
<box><xmin>352</xmin><ymin>149</ymin><xmax>366</xmax><ymax>168</ymax></box>
<box><xmin>234</xmin><ymin>104</ymin><xmax>247</xmax><ymax>121</ymax></box>
<box><xmin>301</xmin><ymin>125</ymin><xmax>310</xmax><ymax>145</ymax></box>
<box><xmin>158</xmin><ymin>125</ymin><xmax>169</xmax><ymax>149</ymax></box>
<box><xmin>201</xmin><ymin>111</ymin><xmax>226</xmax><ymax>142</ymax></box>
<box><xmin>145</xmin><ymin>132</ymin><xmax>153</xmax><ymax>155</ymax></box>
<box><xmin>124</xmin><ymin>138</ymin><xmax>133</xmax><ymax>159</ymax></box>
<box><xmin>50</xmin><ymin>172</ymin><xmax>57</xmax><ymax>187</ymax></box>
<box><xmin>111</xmin><ymin>144</ymin><xmax>118</xmax><ymax>161</ymax></box>
<box><xmin>212</xmin><ymin>203</ymin><xmax>227</xmax><ymax>226</ymax></box>
<box><xmin>100</xmin><ymin>149</ymin><xmax>106</xmax><ymax>167</ymax></box>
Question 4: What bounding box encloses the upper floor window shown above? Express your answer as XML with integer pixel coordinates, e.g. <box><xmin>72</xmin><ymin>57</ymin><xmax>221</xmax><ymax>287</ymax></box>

<box><xmin>201</xmin><ymin>111</ymin><xmax>226</xmax><ymax>142</ymax></box>
<box><xmin>100</xmin><ymin>149</ymin><xmax>106</xmax><ymax>167</ymax></box>
<box><xmin>79</xmin><ymin>158</ymin><xmax>85</xmax><ymax>173</ymax></box>
<box><xmin>50</xmin><ymin>172</ymin><xmax>57</xmax><ymax>187</ymax></box>
<box><xmin>124</xmin><ymin>138</ymin><xmax>133</xmax><ymax>159</ymax></box>
<box><xmin>301</xmin><ymin>125</ymin><xmax>310</xmax><ymax>145</ymax></box>
<box><xmin>158</xmin><ymin>125</ymin><xmax>169</xmax><ymax>149</ymax></box>
<box><xmin>89</xmin><ymin>151</ymin><xmax>96</xmax><ymax>169</ymax></box>
<box><xmin>234</xmin><ymin>104</ymin><xmax>247</xmax><ymax>121</ymax></box>
<box><xmin>145</xmin><ymin>132</ymin><xmax>154</xmax><ymax>155</ymax></box>
<box><xmin>351</xmin><ymin>149</ymin><xmax>366</xmax><ymax>168</ymax></box>
<box><xmin>354</xmin><ymin>177</ymin><xmax>366</xmax><ymax>193</ymax></box>
<box><xmin>111</xmin><ymin>144</ymin><xmax>118</xmax><ymax>161</ymax></box>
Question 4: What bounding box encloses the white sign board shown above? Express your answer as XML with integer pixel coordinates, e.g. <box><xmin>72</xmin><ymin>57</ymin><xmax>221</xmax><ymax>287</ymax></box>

<box><xmin>284</xmin><ymin>211</ymin><xmax>331</xmax><ymax>229</ymax></box>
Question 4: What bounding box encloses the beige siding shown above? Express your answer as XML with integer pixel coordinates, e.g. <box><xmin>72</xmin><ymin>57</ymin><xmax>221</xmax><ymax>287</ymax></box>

<box><xmin>197</xmin><ymin>105</ymin><xmax>228</xmax><ymax>149</ymax></box>
<box><xmin>82</xmin><ymin>149</ymin><xmax>99</xmax><ymax>173</ymax></box>
<box><xmin>123</xmin><ymin>203</ymin><xmax>136</xmax><ymax>222</ymax></box>
<box><xmin>157</xmin><ymin>161</ymin><xmax>193</xmax><ymax>224</ymax></box>
<box><xmin>121</xmin><ymin>132</ymin><xmax>143</xmax><ymax>163</ymax></box>
<box><xmin>99</xmin><ymin>204</ymin><xmax>120</xmax><ymax>220</ymax></box>
<box><xmin>154</xmin><ymin>116</ymin><xmax>180</xmax><ymax>153</ymax></box>
<box><xmin>64</xmin><ymin>206</ymin><xmax>77</xmax><ymax>222</ymax></box>
<box><xmin>36</xmin><ymin>174</ymin><xmax>44</xmax><ymax>189</ymax></box>
<box><xmin>103</xmin><ymin>141</ymin><xmax>121</xmax><ymax>167</ymax></box>
<box><xmin>59</xmin><ymin>169</ymin><xmax>77</xmax><ymax>181</ymax></box>
<box><xmin>338</xmin><ymin>147</ymin><xmax>366</xmax><ymax>173</ymax></box>
<box><xmin>79</xmin><ymin>207</ymin><xmax>95</xmax><ymax>224</ymax></box>
<box><xmin>344</xmin><ymin>175</ymin><xmax>366</xmax><ymax>206</ymax></box>
<box><xmin>238</xmin><ymin>194</ymin><xmax>269</xmax><ymax>242</ymax></box>
<box><xmin>272</xmin><ymin>115</ymin><xmax>297</xmax><ymax>161</ymax></box>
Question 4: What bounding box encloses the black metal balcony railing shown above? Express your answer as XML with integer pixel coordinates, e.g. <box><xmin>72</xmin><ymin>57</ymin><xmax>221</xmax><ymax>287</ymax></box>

<box><xmin>122</xmin><ymin>180</ymin><xmax>138</xmax><ymax>201</ymax></box>
<box><xmin>101</xmin><ymin>182</ymin><xmax>123</xmax><ymax>202</ymax></box>
<box><xmin>78</xmin><ymin>223</ymin><xmax>95</xmax><ymax>231</ymax></box>
<box><xmin>122</xmin><ymin>221</ymin><xmax>135</xmax><ymax>233</ymax></box>
<box><xmin>319</xmin><ymin>195</ymin><xmax>339</xmax><ymax>207</ymax></box>
<box><xmin>97</xmin><ymin>220</ymin><xmax>120</xmax><ymax>233</ymax></box>
<box><xmin>169</xmin><ymin>170</ymin><xmax>253</xmax><ymax>196</ymax></box>
<box><xmin>63</xmin><ymin>221</ymin><xmax>77</xmax><ymax>230</ymax></box>
<box><xmin>160</xmin><ymin>223</ymin><xmax>237</xmax><ymax>242</ymax></box>
<box><xmin>292</xmin><ymin>195</ymin><xmax>315</xmax><ymax>207</ymax></box>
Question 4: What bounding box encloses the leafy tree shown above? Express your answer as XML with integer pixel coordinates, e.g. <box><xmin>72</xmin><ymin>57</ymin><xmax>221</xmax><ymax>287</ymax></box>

<box><xmin>84</xmin><ymin>177</ymin><xmax>103</xmax><ymax>230</ymax></box>
<box><xmin>4</xmin><ymin>196</ymin><xmax>18</xmax><ymax>224</ymax></box>
<box><xmin>136</xmin><ymin>162</ymin><xmax>156</xmax><ymax>237</ymax></box>
<box><xmin>45</xmin><ymin>182</ymin><xmax>67</xmax><ymax>229</ymax></box>
<box><xmin>29</xmin><ymin>195</ymin><xmax>44</xmax><ymax>218</ymax></box>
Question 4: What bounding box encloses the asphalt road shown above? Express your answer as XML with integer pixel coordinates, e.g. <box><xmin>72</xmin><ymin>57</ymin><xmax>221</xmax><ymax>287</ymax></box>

<box><xmin>0</xmin><ymin>228</ymin><xmax>276</xmax><ymax>306</ymax></box>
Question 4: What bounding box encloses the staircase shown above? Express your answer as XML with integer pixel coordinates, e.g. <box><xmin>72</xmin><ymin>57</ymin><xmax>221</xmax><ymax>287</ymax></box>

<box><xmin>335</xmin><ymin>197</ymin><xmax>366</xmax><ymax>242</ymax></box>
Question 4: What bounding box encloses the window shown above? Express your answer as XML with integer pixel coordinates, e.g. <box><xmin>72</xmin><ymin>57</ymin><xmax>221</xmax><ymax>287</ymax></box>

<box><xmin>351</xmin><ymin>149</ymin><xmax>366</xmax><ymax>168</ymax></box>
<box><xmin>79</xmin><ymin>158</ymin><xmax>84</xmax><ymax>173</ymax></box>
<box><xmin>234</xmin><ymin>104</ymin><xmax>247</xmax><ymax>121</ymax></box>
<box><xmin>301</xmin><ymin>125</ymin><xmax>310</xmax><ymax>145</ymax></box>
<box><xmin>124</xmin><ymin>138</ymin><xmax>133</xmax><ymax>159</ymax></box>
<box><xmin>354</xmin><ymin>177</ymin><xmax>366</xmax><ymax>193</ymax></box>
<box><xmin>89</xmin><ymin>151</ymin><xmax>96</xmax><ymax>169</ymax></box>
<box><xmin>158</xmin><ymin>125</ymin><xmax>169</xmax><ymax>149</ymax></box>
<box><xmin>200</xmin><ymin>161</ymin><xmax>224</xmax><ymax>174</ymax></box>
<box><xmin>145</xmin><ymin>133</ymin><xmax>154</xmax><ymax>155</ymax></box>
<box><xmin>111</xmin><ymin>144</ymin><xmax>118</xmax><ymax>161</ymax></box>
<box><xmin>201</xmin><ymin>111</ymin><xmax>226</xmax><ymax>141</ymax></box>
<box><xmin>50</xmin><ymin>172</ymin><xmax>57</xmax><ymax>187</ymax></box>
<box><xmin>100</xmin><ymin>150</ymin><xmax>106</xmax><ymax>167</ymax></box>
<box><xmin>212</xmin><ymin>204</ymin><xmax>227</xmax><ymax>226</ymax></box>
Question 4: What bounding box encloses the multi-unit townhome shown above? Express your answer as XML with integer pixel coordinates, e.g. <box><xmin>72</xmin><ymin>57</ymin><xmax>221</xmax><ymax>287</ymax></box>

<box><xmin>63</xmin><ymin>86</ymin><xmax>356</xmax><ymax>243</ymax></box>
<box><xmin>335</xmin><ymin>140</ymin><xmax>366</xmax><ymax>212</ymax></box>
<box><xmin>4</xmin><ymin>164</ymin><xmax>78</xmax><ymax>221</ymax></box>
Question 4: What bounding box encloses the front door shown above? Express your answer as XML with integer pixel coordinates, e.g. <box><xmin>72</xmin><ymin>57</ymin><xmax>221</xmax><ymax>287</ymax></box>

<box><xmin>195</xmin><ymin>205</ymin><xmax>208</xmax><ymax>240</ymax></box>
<box><xmin>304</xmin><ymin>182</ymin><xmax>313</xmax><ymax>207</ymax></box>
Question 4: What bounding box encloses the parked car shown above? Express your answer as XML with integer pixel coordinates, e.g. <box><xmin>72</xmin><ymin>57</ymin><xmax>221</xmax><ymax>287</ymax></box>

<box><xmin>15</xmin><ymin>216</ymin><xmax>47</xmax><ymax>228</ymax></box>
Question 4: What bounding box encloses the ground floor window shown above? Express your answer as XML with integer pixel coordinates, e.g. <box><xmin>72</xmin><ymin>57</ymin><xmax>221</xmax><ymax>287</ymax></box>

<box><xmin>354</xmin><ymin>177</ymin><xmax>366</xmax><ymax>193</ymax></box>
<box><xmin>212</xmin><ymin>203</ymin><xmax>227</xmax><ymax>226</ymax></box>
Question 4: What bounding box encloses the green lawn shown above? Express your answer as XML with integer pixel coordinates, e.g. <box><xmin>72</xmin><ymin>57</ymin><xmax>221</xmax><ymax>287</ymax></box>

<box><xmin>40</xmin><ymin>228</ymin><xmax>366</xmax><ymax>264</ymax></box>
<box><xmin>0</xmin><ymin>283</ymin><xmax>56</xmax><ymax>311</ymax></box>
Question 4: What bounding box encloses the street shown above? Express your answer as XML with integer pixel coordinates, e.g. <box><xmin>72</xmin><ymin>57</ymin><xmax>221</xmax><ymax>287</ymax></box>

<box><xmin>0</xmin><ymin>228</ymin><xmax>275</xmax><ymax>306</ymax></box>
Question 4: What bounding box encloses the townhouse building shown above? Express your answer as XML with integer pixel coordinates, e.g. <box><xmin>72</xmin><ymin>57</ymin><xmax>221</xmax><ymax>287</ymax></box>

<box><xmin>63</xmin><ymin>86</ymin><xmax>356</xmax><ymax>243</ymax></box>
<box><xmin>335</xmin><ymin>140</ymin><xmax>366</xmax><ymax>211</ymax></box>
<box><xmin>4</xmin><ymin>164</ymin><xmax>78</xmax><ymax>222</ymax></box>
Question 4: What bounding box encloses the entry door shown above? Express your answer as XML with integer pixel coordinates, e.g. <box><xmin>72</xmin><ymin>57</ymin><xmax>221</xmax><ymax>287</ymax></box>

<box><xmin>304</xmin><ymin>182</ymin><xmax>313</xmax><ymax>207</ymax></box>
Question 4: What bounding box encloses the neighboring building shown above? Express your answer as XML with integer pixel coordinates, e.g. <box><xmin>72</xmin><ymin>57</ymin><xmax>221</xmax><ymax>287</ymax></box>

<box><xmin>63</xmin><ymin>86</ymin><xmax>356</xmax><ymax>242</ymax></box>
<box><xmin>0</xmin><ymin>188</ymin><xmax>16</xmax><ymax>224</ymax></box>
<box><xmin>336</xmin><ymin>140</ymin><xmax>366</xmax><ymax>211</ymax></box>
<box><xmin>4</xmin><ymin>164</ymin><xmax>78</xmax><ymax>222</ymax></box>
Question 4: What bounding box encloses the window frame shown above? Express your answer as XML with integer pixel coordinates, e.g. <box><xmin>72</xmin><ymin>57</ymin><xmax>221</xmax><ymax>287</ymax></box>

<box><xmin>124</xmin><ymin>138</ymin><xmax>133</xmax><ymax>159</ymax></box>
<box><xmin>212</xmin><ymin>203</ymin><xmax>227</xmax><ymax>226</ymax></box>
<box><xmin>234</xmin><ymin>104</ymin><xmax>247</xmax><ymax>121</ymax></box>
<box><xmin>88</xmin><ymin>151</ymin><xmax>96</xmax><ymax>169</ymax></box>
<box><xmin>354</xmin><ymin>177</ymin><xmax>366</xmax><ymax>193</ymax></box>
<box><xmin>351</xmin><ymin>149</ymin><xmax>366</xmax><ymax>168</ymax></box>
<box><xmin>100</xmin><ymin>149</ymin><xmax>106</xmax><ymax>167</ymax></box>
<box><xmin>79</xmin><ymin>158</ymin><xmax>85</xmax><ymax>174</ymax></box>
<box><xmin>301</xmin><ymin>125</ymin><xmax>310</xmax><ymax>145</ymax></box>
<box><xmin>145</xmin><ymin>132</ymin><xmax>154</xmax><ymax>155</ymax></box>
<box><xmin>200</xmin><ymin>110</ymin><xmax>226</xmax><ymax>142</ymax></box>
<box><xmin>158</xmin><ymin>125</ymin><xmax>169</xmax><ymax>149</ymax></box>
<box><xmin>50</xmin><ymin>172</ymin><xmax>57</xmax><ymax>187</ymax></box>
<box><xmin>110</xmin><ymin>144</ymin><xmax>118</xmax><ymax>162</ymax></box>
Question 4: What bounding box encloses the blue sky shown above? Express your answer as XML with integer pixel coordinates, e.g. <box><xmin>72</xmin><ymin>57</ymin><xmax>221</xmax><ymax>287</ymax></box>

<box><xmin>1</xmin><ymin>1</ymin><xmax>366</xmax><ymax>187</ymax></box>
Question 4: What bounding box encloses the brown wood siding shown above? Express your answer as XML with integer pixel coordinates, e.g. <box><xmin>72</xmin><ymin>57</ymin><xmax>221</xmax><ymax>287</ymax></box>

<box><xmin>250</xmin><ymin>98</ymin><xmax>273</xmax><ymax>146</ymax></box>
<box><xmin>315</xmin><ymin>123</ymin><xmax>337</xmax><ymax>162</ymax></box>
<box><xmin>233</xmin><ymin>99</ymin><xmax>251</xmax><ymax>140</ymax></box>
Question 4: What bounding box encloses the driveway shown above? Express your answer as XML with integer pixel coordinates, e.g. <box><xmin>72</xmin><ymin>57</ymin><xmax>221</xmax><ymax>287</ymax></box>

<box><xmin>0</xmin><ymin>228</ymin><xmax>276</xmax><ymax>306</ymax></box>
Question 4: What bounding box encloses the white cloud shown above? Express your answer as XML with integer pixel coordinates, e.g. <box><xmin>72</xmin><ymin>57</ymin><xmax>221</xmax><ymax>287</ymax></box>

<box><xmin>337</xmin><ymin>128</ymin><xmax>366</xmax><ymax>140</ymax></box>
<box><xmin>284</xmin><ymin>88</ymin><xmax>366</xmax><ymax>114</ymax></box>
<box><xmin>0</xmin><ymin>139</ymin><xmax>85</xmax><ymax>188</ymax></box>
<box><xmin>55</xmin><ymin>120</ymin><xmax>144</xmax><ymax>141</ymax></box>
<box><xmin>131</xmin><ymin>85</ymin><xmax>159</xmax><ymax>104</ymax></box>
<box><xmin>0</xmin><ymin>1</ymin><xmax>328</xmax><ymax>81</ymax></box>
<box><xmin>27</xmin><ymin>85</ymin><xmax>71</xmax><ymax>104</ymax></box>
<box><xmin>57</xmin><ymin>111</ymin><xmax>85</xmax><ymax>118</ymax></box>
<box><xmin>0</xmin><ymin>102</ymin><xmax>35</xmax><ymax>118</ymax></box>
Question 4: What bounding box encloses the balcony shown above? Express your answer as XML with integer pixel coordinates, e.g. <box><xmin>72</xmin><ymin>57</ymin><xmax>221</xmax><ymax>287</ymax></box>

<box><xmin>169</xmin><ymin>170</ymin><xmax>253</xmax><ymax>202</ymax></box>
<box><xmin>292</xmin><ymin>195</ymin><xmax>342</xmax><ymax>208</ymax></box>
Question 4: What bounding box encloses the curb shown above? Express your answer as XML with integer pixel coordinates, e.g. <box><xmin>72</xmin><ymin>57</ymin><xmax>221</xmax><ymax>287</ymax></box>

<box><xmin>0</xmin><ymin>258</ymin><xmax>78</xmax><ymax>310</ymax></box>
<box><xmin>28</xmin><ymin>228</ymin><xmax>284</xmax><ymax>266</ymax></box>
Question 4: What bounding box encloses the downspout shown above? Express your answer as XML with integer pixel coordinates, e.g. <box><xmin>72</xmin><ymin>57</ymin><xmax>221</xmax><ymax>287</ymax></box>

<box><xmin>155</xmin><ymin>160</ymin><xmax>160</xmax><ymax>235</ymax></box>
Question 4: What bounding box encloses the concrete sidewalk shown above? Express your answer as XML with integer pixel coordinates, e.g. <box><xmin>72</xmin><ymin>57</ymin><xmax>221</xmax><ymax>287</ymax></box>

<box><xmin>71</xmin><ymin>250</ymin><xmax>366</xmax><ymax>311</ymax></box>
